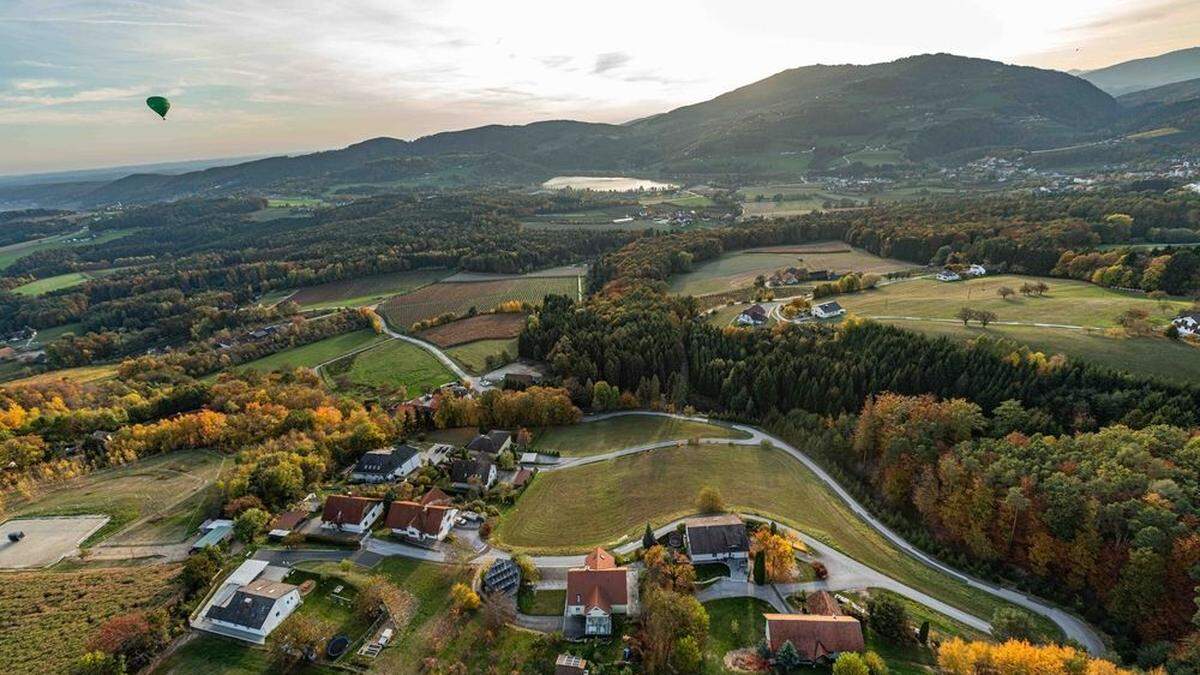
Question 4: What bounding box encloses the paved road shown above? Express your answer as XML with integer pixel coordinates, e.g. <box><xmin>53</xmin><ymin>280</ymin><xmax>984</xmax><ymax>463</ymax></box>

<box><xmin>375</xmin><ymin>312</ymin><xmax>484</xmax><ymax>392</ymax></box>
<box><xmin>549</xmin><ymin>411</ymin><xmax>1104</xmax><ymax>653</ymax></box>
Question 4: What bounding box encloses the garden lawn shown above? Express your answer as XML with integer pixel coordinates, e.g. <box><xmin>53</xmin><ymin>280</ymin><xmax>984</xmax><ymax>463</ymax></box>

<box><xmin>234</xmin><ymin>330</ymin><xmax>386</xmax><ymax>373</ymax></box>
<box><xmin>330</xmin><ymin>338</ymin><xmax>455</xmax><ymax>396</ymax></box>
<box><xmin>532</xmin><ymin>414</ymin><xmax>751</xmax><ymax>457</ymax></box>
<box><xmin>704</xmin><ymin>597</ymin><xmax>771</xmax><ymax>667</ymax></box>
<box><xmin>495</xmin><ymin>443</ymin><xmax>1043</xmax><ymax>631</ymax></box>
<box><xmin>517</xmin><ymin>587</ymin><xmax>566</xmax><ymax>615</ymax></box>
<box><xmin>445</xmin><ymin>338</ymin><xmax>518</xmax><ymax>374</ymax></box>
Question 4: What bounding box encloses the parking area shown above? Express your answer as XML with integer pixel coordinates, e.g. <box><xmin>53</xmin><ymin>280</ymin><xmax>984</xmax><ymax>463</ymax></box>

<box><xmin>0</xmin><ymin>515</ymin><xmax>110</xmax><ymax>568</ymax></box>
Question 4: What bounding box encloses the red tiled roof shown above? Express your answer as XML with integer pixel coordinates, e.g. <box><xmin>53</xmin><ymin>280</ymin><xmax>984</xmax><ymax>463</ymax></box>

<box><xmin>764</xmin><ymin>614</ymin><xmax>864</xmax><ymax>660</ymax></box>
<box><xmin>805</xmin><ymin>590</ymin><xmax>842</xmax><ymax>616</ymax></box>
<box><xmin>321</xmin><ymin>495</ymin><xmax>381</xmax><ymax>525</ymax></box>
<box><xmin>566</xmin><ymin>568</ymin><xmax>628</xmax><ymax>611</ymax></box>
<box><xmin>270</xmin><ymin>510</ymin><xmax>307</xmax><ymax>531</ymax></box>
<box><xmin>512</xmin><ymin>468</ymin><xmax>533</xmax><ymax>487</ymax></box>
<box><xmin>584</xmin><ymin>547</ymin><xmax>616</xmax><ymax>570</ymax></box>
<box><xmin>385</xmin><ymin>500</ymin><xmax>454</xmax><ymax>536</ymax></box>
<box><xmin>420</xmin><ymin>487</ymin><xmax>451</xmax><ymax>506</ymax></box>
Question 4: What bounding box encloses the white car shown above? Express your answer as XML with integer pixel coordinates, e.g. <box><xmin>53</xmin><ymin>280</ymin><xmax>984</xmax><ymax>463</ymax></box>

<box><xmin>378</xmin><ymin>628</ymin><xmax>393</xmax><ymax>646</ymax></box>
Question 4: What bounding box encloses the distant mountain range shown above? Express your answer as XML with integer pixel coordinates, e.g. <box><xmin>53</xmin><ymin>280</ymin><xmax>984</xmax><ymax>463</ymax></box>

<box><xmin>5</xmin><ymin>52</ymin><xmax>1200</xmax><ymax>209</ymax></box>
<box><xmin>1079</xmin><ymin>47</ymin><xmax>1200</xmax><ymax>97</ymax></box>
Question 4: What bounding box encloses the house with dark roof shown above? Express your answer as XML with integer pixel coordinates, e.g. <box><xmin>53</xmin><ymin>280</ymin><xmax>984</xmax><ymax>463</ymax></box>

<box><xmin>564</xmin><ymin>547</ymin><xmax>636</xmax><ymax>637</ymax></box>
<box><xmin>763</xmin><ymin>613</ymin><xmax>864</xmax><ymax>664</ymax></box>
<box><xmin>448</xmin><ymin>454</ymin><xmax>497</xmax><ymax>492</ymax></box>
<box><xmin>812</xmin><ymin>301</ymin><xmax>846</xmax><ymax>319</ymax></box>
<box><xmin>736</xmin><ymin>304</ymin><xmax>769</xmax><ymax>326</ymax></box>
<box><xmin>465</xmin><ymin>430</ymin><xmax>513</xmax><ymax>455</ymax></box>
<box><xmin>385</xmin><ymin>490</ymin><xmax>458</xmax><ymax>544</ymax></box>
<box><xmin>350</xmin><ymin>444</ymin><xmax>421</xmax><ymax>483</ymax></box>
<box><xmin>193</xmin><ymin>560</ymin><xmax>301</xmax><ymax>644</ymax></box>
<box><xmin>684</xmin><ymin>514</ymin><xmax>750</xmax><ymax>564</ymax></box>
<box><xmin>320</xmin><ymin>495</ymin><xmax>383</xmax><ymax>534</ymax></box>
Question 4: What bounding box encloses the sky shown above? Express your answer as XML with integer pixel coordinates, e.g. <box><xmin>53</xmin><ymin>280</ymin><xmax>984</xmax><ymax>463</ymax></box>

<box><xmin>1</xmin><ymin>0</ymin><xmax>1197</xmax><ymax>175</ymax></box>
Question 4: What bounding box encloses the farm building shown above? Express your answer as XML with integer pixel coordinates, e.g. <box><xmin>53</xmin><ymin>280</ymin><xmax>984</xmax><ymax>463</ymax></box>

<box><xmin>193</xmin><ymin>559</ymin><xmax>302</xmax><ymax>644</ymax></box>
<box><xmin>321</xmin><ymin>495</ymin><xmax>384</xmax><ymax>534</ymax></box>
<box><xmin>685</xmin><ymin>514</ymin><xmax>750</xmax><ymax>564</ymax></box>
<box><xmin>555</xmin><ymin>654</ymin><xmax>590</xmax><ymax>675</ymax></box>
<box><xmin>350</xmin><ymin>444</ymin><xmax>421</xmax><ymax>483</ymax></box>
<box><xmin>191</xmin><ymin>520</ymin><xmax>234</xmax><ymax>552</ymax></box>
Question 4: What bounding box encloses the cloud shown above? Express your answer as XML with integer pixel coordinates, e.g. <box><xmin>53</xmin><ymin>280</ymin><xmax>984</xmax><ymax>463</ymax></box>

<box><xmin>1</xmin><ymin>85</ymin><xmax>147</xmax><ymax>106</ymax></box>
<box><xmin>10</xmin><ymin>79</ymin><xmax>71</xmax><ymax>91</ymax></box>
<box><xmin>593</xmin><ymin>51</ymin><xmax>632</xmax><ymax>74</ymax></box>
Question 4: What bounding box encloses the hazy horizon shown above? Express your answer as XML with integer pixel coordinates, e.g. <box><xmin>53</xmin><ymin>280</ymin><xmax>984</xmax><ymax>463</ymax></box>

<box><xmin>3</xmin><ymin>0</ymin><xmax>1198</xmax><ymax>175</ymax></box>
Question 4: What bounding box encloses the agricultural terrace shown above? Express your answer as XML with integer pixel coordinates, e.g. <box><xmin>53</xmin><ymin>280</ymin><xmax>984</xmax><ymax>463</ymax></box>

<box><xmin>494</xmin><ymin>442</ymin><xmax>1028</xmax><ymax>625</ymax></box>
<box><xmin>531</xmin><ymin>414</ymin><xmax>751</xmax><ymax>457</ymax></box>
<box><xmin>379</xmin><ymin>276</ymin><xmax>579</xmax><ymax>330</ymax></box>
<box><xmin>416</xmin><ymin>312</ymin><xmax>526</xmax><ymax>347</ymax></box>
<box><xmin>326</xmin><ymin>338</ymin><xmax>455</xmax><ymax>397</ymax></box>
<box><xmin>0</xmin><ymin>563</ymin><xmax>182</xmax><ymax>673</ymax></box>
<box><xmin>283</xmin><ymin>268</ymin><xmax>448</xmax><ymax>310</ymax></box>
<box><xmin>669</xmin><ymin>243</ymin><xmax>916</xmax><ymax>297</ymax></box>
<box><xmin>4</xmin><ymin>449</ymin><xmax>226</xmax><ymax>546</ymax></box>
<box><xmin>234</xmin><ymin>330</ymin><xmax>387</xmax><ymax>373</ymax></box>
<box><xmin>445</xmin><ymin>338</ymin><xmax>518</xmax><ymax>374</ymax></box>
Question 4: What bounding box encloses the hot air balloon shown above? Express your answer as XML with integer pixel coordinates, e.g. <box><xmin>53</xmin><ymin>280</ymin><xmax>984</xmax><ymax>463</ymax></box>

<box><xmin>146</xmin><ymin>96</ymin><xmax>170</xmax><ymax>120</ymax></box>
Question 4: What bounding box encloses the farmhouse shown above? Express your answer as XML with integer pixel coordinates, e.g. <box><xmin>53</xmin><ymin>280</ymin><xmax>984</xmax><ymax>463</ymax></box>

<box><xmin>448</xmin><ymin>454</ymin><xmax>497</xmax><ymax>492</ymax></box>
<box><xmin>385</xmin><ymin>489</ymin><xmax>458</xmax><ymax>544</ymax></box>
<box><xmin>685</xmin><ymin>514</ymin><xmax>750</xmax><ymax>563</ymax></box>
<box><xmin>564</xmin><ymin>547</ymin><xmax>636</xmax><ymax>638</ymax></box>
<box><xmin>936</xmin><ymin>270</ymin><xmax>961</xmax><ymax>282</ymax></box>
<box><xmin>193</xmin><ymin>559</ymin><xmax>301</xmax><ymax>644</ymax></box>
<box><xmin>812</xmin><ymin>301</ymin><xmax>846</xmax><ymax>319</ymax></box>
<box><xmin>320</xmin><ymin>494</ymin><xmax>384</xmax><ymax>533</ymax></box>
<box><xmin>466</xmin><ymin>430</ymin><xmax>513</xmax><ymax>455</ymax></box>
<box><xmin>763</xmin><ymin>613</ymin><xmax>865</xmax><ymax>665</ymax></box>
<box><xmin>1173</xmin><ymin>311</ymin><xmax>1200</xmax><ymax>336</ymax></box>
<box><xmin>350</xmin><ymin>444</ymin><xmax>421</xmax><ymax>483</ymax></box>
<box><xmin>736</xmin><ymin>304</ymin><xmax>768</xmax><ymax>326</ymax></box>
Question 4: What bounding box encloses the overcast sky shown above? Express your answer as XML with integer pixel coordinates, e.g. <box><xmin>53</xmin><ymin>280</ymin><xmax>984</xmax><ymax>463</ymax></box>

<box><xmin>1</xmin><ymin>0</ymin><xmax>1197</xmax><ymax>174</ymax></box>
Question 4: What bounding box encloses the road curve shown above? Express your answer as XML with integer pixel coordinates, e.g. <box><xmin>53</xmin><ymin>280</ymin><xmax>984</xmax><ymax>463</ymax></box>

<box><xmin>561</xmin><ymin>411</ymin><xmax>1105</xmax><ymax>654</ymax></box>
<box><xmin>375</xmin><ymin>310</ymin><xmax>481</xmax><ymax>391</ymax></box>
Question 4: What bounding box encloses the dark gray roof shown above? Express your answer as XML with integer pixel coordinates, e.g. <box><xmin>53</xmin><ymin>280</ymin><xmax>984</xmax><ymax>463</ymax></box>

<box><xmin>449</xmin><ymin>454</ymin><xmax>493</xmax><ymax>483</ymax></box>
<box><xmin>205</xmin><ymin>591</ymin><xmax>278</xmax><ymax>629</ymax></box>
<box><xmin>686</xmin><ymin>520</ymin><xmax>750</xmax><ymax>557</ymax></box>
<box><xmin>466</xmin><ymin>430</ymin><xmax>512</xmax><ymax>454</ymax></box>
<box><xmin>816</xmin><ymin>301</ymin><xmax>844</xmax><ymax>312</ymax></box>
<box><xmin>353</xmin><ymin>444</ymin><xmax>419</xmax><ymax>476</ymax></box>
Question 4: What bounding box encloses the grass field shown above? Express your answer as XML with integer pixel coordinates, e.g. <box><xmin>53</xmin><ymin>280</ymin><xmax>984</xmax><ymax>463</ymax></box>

<box><xmin>11</xmin><ymin>272</ymin><xmax>92</xmax><ymax>296</ymax></box>
<box><xmin>705</xmin><ymin>597</ymin><xmax>771</xmax><ymax>667</ymax></box>
<box><xmin>155</xmin><ymin>636</ymin><xmax>282</xmax><ymax>675</ymax></box>
<box><xmin>286</xmin><ymin>269</ymin><xmax>449</xmax><ymax>310</ymax></box>
<box><xmin>670</xmin><ymin>244</ymin><xmax>914</xmax><ymax>297</ymax></box>
<box><xmin>445</xmin><ymin>338</ymin><xmax>518</xmax><ymax>374</ymax></box>
<box><xmin>0</xmin><ymin>563</ymin><xmax>182</xmax><ymax>673</ymax></box>
<box><xmin>0</xmin><ymin>228</ymin><xmax>138</xmax><ymax>271</ymax></box>
<box><xmin>531</xmin><ymin>414</ymin><xmax>751</xmax><ymax>457</ymax></box>
<box><xmin>495</xmin><ymin>443</ymin><xmax>1034</xmax><ymax>628</ymax></box>
<box><xmin>234</xmin><ymin>330</ymin><xmax>387</xmax><ymax>373</ymax></box>
<box><xmin>379</xmin><ymin>276</ymin><xmax>579</xmax><ymax>330</ymax></box>
<box><xmin>5</xmin><ymin>449</ymin><xmax>226</xmax><ymax>546</ymax></box>
<box><xmin>517</xmin><ymin>587</ymin><xmax>566</xmax><ymax>615</ymax></box>
<box><xmin>1</xmin><ymin>363</ymin><xmax>118</xmax><ymax>388</ymax></box>
<box><xmin>416</xmin><ymin>313</ymin><xmax>526</xmax><ymax>347</ymax></box>
<box><xmin>31</xmin><ymin>322</ymin><xmax>83</xmax><ymax>345</ymax></box>
<box><xmin>328</xmin><ymin>338</ymin><xmax>455</xmax><ymax>396</ymax></box>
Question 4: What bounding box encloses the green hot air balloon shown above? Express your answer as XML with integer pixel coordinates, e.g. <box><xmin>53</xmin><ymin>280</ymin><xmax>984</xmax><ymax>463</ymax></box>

<box><xmin>146</xmin><ymin>96</ymin><xmax>170</xmax><ymax>120</ymax></box>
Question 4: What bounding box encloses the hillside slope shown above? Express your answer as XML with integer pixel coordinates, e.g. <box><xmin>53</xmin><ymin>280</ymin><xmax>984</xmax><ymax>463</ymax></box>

<box><xmin>1081</xmin><ymin>47</ymin><xmax>1200</xmax><ymax>96</ymax></box>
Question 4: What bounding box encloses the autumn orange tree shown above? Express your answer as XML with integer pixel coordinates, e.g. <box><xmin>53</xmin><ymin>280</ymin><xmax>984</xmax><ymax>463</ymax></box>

<box><xmin>750</xmin><ymin>528</ymin><xmax>798</xmax><ymax>583</ymax></box>
<box><xmin>937</xmin><ymin>638</ymin><xmax>1136</xmax><ymax>674</ymax></box>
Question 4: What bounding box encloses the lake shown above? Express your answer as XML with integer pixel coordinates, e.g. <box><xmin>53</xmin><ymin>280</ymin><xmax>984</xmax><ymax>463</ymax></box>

<box><xmin>541</xmin><ymin>176</ymin><xmax>679</xmax><ymax>192</ymax></box>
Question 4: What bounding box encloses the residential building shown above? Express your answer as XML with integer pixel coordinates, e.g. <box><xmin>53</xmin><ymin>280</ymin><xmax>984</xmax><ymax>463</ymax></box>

<box><xmin>555</xmin><ymin>654</ymin><xmax>590</xmax><ymax>675</ymax></box>
<box><xmin>350</xmin><ymin>444</ymin><xmax>421</xmax><ymax>483</ymax></box>
<box><xmin>805</xmin><ymin>590</ymin><xmax>842</xmax><ymax>616</ymax></box>
<box><xmin>812</xmin><ymin>301</ymin><xmax>846</xmax><ymax>319</ymax></box>
<box><xmin>466</xmin><ymin>430</ymin><xmax>513</xmax><ymax>455</ymax></box>
<box><xmin>448</xmin><ymin>454</ymin><xmax>497</xmax><ymax>492</ymax></box>
<box><xmin>736</xmin><ymin>304</ymin><xmax>768</xmax><ymax>326</ymax></box>
<box><xmin>763</xmin><ymin>613</ymin><xmax>865</xmax><ymax>665</ymax></box>
<box><xmin>193</xmin><ymin>560</ymin><xmax>301</xmax><ymax>644</ymax></box>
<box><xmin>936</xmin><ymin>270</ymin><xmax>961</xmax><ymax>282</ymax></box>
<box><xmin>685</xmin><ymin>514</ymin><xmax>750</xmax><ymax>563</ymax></box>
<box><xmin>1173</xmin><ymin>311</ymin><xmax>1200</xmax><ymax>336</ymax></box>
<box><xmin>385</xmin><ymin>489</ymin><xmax>458</xmax><ymax>543</ymax></box>
<box><xmin>268</xmin><ymin>510</ymin><xmax>308</xmax><ymax>539</ymax></box>
<box><xmin>564</xmin><ymin>547</ymin><xmax>636</xmax><ymax>637</ymax></box>
<box><xmin>320</xmin><ymin>495</ymin><xmax>384</xmax><ymax>533</ymax></box>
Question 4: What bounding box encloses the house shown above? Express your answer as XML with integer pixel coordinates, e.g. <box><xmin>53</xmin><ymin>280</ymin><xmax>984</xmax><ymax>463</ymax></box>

<box><xmin>555</xmin><ymin>654</ymin><xmax>590</xmax><ymax>675</ymax></box>
<box><xmin>685</xmin><ymin>514</ymin><xmax>750</xmax><ymax>563</ymax></box>
<box><xmin>965</xmin><ymin>263</ymin><xmax>987</xmax><ymax>276</ymax></box>
<box><xmin>763</xmin><ymin>614</ymin><xmax>865</xmax><ymax>664</ymax></box>
<box><xmin>805</xmin><ymin>590</ymin><xmax>842</xmax><ymax>616</ymax></box>
<box><xmin>483</xmin><ymin>558</ymin><xmax>521</xmax><ymax>595</ymax></box>
<box><xmin>936</xmin><ymin>270</ymin><xmax>961</xmax><ymax>282</ymax></box>
<box><xmin>564</xmin><ymin>547</ymin><xmax>636</xmax><ymax>637</ymax></box>
<box><xmin>320</xmin><ymin>495</ymin><xmax>384</xmax><ymax>534</ymax></box>
<box><xmin>350</xmin><ymin>444</ymin><xmax>421</xmax><ymax>483</ymax></box>
<box><xmin>466</xmin><ymin>430</ymin><xmax>513</xmax><ymax>455</ymax></box>
<box><xmin>1173</xmin><ymin>311</ymin><xmax>1200</xmax><ymax>336</ymax></box>
<box><xmin>268</xmin><ymin>510</ymin><xmax>308</xmax><ymax>539</ymax></box>
<box><xmin>812</xmin><ymin>301</ymin><xmax>846</xmax><ymax>319</ymax></box>
<box><xmin>385</xmin><ymin>490</ymin><xmax>458</xmax><ymax>544</ymax></box>
<box><xmin>195</xmin><ymin>560</ymin><xmax>302</xmax><ymax>644</ymax></box>
<box><xmin>736</xmin><ymin>304</ymin><xmax>768</xmax><ymax>326</ymax></box>
<box><xmin>448</xmin><ymin>454</ymin><xmax>497</xmax><ymax>492</ymax></box>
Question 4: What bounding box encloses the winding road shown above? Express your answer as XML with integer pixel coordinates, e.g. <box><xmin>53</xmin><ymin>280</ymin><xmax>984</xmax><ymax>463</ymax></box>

<box><xmin>373</xmin><ymin>311</ymin><xmax>482</xmax><ymax>391</ymax></box>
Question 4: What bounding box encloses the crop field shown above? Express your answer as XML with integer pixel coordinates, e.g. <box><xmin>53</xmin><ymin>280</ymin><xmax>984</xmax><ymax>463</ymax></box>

<box><xmin>0</xmin><ymin>563</ymin><xmax>182</xmax><ymax>673</ymax></box>
<box><xmin>495</xmin><ymin>442</ymin><xmax>1028</xmax><ymax>625</ymax></box>
<box><xmin>2</xmin><ymin>363</ymin><xmax>118</xmax><ymax>387</ymax></box>
<box><xmin>416</xmin><ymin>313</ymin><xmax>526</xmax><ymax>347</ymax></box>
<box><xmin>5</xmin><ymin>449</ymin><xmax>226</xmax><ymax>546</ymax></box>
<box><xmin>445</xmin><ymin>338</ymin><xmax>518</xmax><ymax>374</ymax></box>
<box><xmin>379</xmin><ymin>276</ymin><xmax>579</xmax><ymax>330</ymax></box>
<box><xmin>234</xmin><ymin>330</ymin><xmax>387</xmax><ymax>374</ymax></box>
<box><xmin>669</xmin><ymin>244</ymin><xmax>915</xmax><ymax>296</ymax></box>
<box><xmin>328</xmin><ymin>338</ymin><xmax>455</xmax><ymax>396</ymax></box>
<box><xmin>285</xmin><ymin>268</ymin><xmax>449</xmax><ymax>309</ymax></box>
<box><xmin>531</xmin><ymin>414</ymin><xmax>751</xmax><ymax>457</ymax></box>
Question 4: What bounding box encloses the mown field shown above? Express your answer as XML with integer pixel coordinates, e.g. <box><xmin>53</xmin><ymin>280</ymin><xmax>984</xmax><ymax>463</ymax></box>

<box><xmin>12</xmin><ymin>272</ymin><xmax>92</xmax><ymax>296</ymax></box>
<box><xmin>0</xmin><ymin>228</ymin><xmax>138</xmax><ymax>271</ymax></box>
<box><xmin>445</xmin><ymin>338</ymin><xmax>518</xmax><ymax>374</ymax></box>
<box><xmin>6</xmin><ymin>449</ymin><xmax>226</xmax><ymax>546</ymax></box>
<box><xmin>669</xmin><ymin>244</ymin><xmax>914</xmax><ymax>296</ymax></box>
<box><xmin>531</xmin><ymin>414</ymin><xmax>751</xmax><ymax>457</ymax></box>
<box><xmin>234</xmin><ymin>330</ymin><xmax>386</xmax><ymax>373</ymax></box>
<box><xmin>416</xmin><ymin>313</ymin><xmax>526</xmax><ymax>347</ymax></box>
<box><xmin>0</xmin><ymin>563</ymin><xmax>182</xmax><ymax>673</ymax></box>
<box><xmin>327</xmin><ymin>338</ymin><xmax>455</xmax><ymax>396</ymax></box>
<box><xmin>379</xmin><ymin>276</ymin><xmax>579</xmax><ymax>330</ymax></box>
<box><xmin>1</xmin><ymin>363</ymin><xmax>118</xmax><ymax>388</ymax></box>
<box><xmin>284</xmin><ymin>269</ymin><xmax>448</xmax><ymax>310</ymax></box>
<box><xmin>494</xmin><ymin>443</ymin><xmax>1032</xmax><ymax>628</ymax></box>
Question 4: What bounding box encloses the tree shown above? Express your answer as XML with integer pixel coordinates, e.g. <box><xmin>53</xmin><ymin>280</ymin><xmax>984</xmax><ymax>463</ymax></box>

<box><xmin>644</xmin><ymin>545</ymin><xmax>696</xmax><ymax>593</ymax></box>
<box><xmin>997</xmin><ymin>286</ymin><xmax>1015</xmax><ymax>301</ymax></box>
<box><xmin>481</xmin><ymin>591</ymin><xmax>516</xmax><ymax>631</ymax></box>
<box><xmin>512</xmin><ymin>554</ymin><xmax>539</xmax><ymax>586</ymax></box>
<box><xmin>832</xmin><ymin>652</ymin><xmax>870</xmax><ymax>675</ymax></box>
<box><xmin>863</xmin><ymin>651</ymin><xmax>889</xmax><ymax>675</ymax></box>
<box><xmin>88</xmin><ymin>610</ymin><xmax>167</xmax><ymax>669</ymax></box>
<box><xmin>180</xmin><ymin>547</ymin><xmax>223</xmax><ymax>595</ymax></box>
<box><xmin>975</xmin><ymin>309</ymin><xmax>997</xmax><ymax>327</ymax></box>
<box><xmin>955</xmin><ymin>307</ymin><xmax>975</xmax><ymax>326</ymax></box>
<box><xmin>917</xmin><ymin>620</ymin><xmax>930</xmax><ymax>645</ymax></box>
<box><xmin>991</xmin><ymin>607</ymin><xmax>1039</xmax><ymax>643</ymax></box>
<box><xmin>753</xmin><ymin>549</ymin><xmax>766</xmax><ymax>585</ymax></box>
<box><xmin>775</xmin><ymin>640</ymin><xmax>803</xmax><ymax>670</ymax></box>
<box><xmin>270</xmin><ymin>613</ymin><xmax>329</xmax><ymax>666</ymax></box>
<box><xmin>639</xmin><ymin>587</ymin><xmax>709</xmax><ymax>673</ymax></box>
<box><xmin>233</xmin><ymin>507</ymin><xmax>270</xmax><ymax>543</ymax></box>
<box><xmin>868</xmin><ymin>595</ymin><xmax>911</xmax><ymax>643</ymax></box>
<box><xmin>643</xmin><ymin>522</ymin><xmax>657</xmax><ymax>550</ymax></box>
<box><xmin>70</xmin><ymin>652</ymin><xmax>126</xmax><ymax>675</ymax></box>
<box><xmin>354</xmin><ymin>576</ymin><xmax>391</xmax><ymax>620</ymax></box>
<box><xmin>450</xmin><ymin>583</ymin><xmax>481</xmax><ymax>613</ymax></box>
<box><xmin>696</xmin><ymin>486</ymin><xmax>724</xmax><ymax>514</ymax></box>
<box><xmin>1117</xmin><ymin>307</ymin><xmax>1153</xmax><ymax>336</ymax></box>
<box><xmin>750</xmin><ymin>528</ymin><xmax>797</xmax><ymax>582</ymax></box>
<box><xmin>672</xmin><ymin>635</ymin><xmax>702</xmax><ymax>673</ymax></box>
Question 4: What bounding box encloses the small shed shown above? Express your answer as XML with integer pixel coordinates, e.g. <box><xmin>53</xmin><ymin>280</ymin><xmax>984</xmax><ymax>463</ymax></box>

<box><xmin>192</xmin><ymin>524</ymin><xmax>233</xmax><ymax>552</ymax></box>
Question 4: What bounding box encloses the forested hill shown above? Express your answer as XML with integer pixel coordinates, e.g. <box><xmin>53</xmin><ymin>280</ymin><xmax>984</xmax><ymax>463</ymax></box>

<box><xmin>8</xmin><ymin>53</ymin><xmax>1194</xmax><ymax>209</ymax></box>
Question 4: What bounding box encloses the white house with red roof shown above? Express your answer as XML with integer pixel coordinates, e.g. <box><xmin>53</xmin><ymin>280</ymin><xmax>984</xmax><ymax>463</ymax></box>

<box><xmin>564</xmin><ymin>547</ymin><xmax>638</xmax><ymax>637</ymax></box>
<box><xmin>385</xmin><ymin>488</ymin><xmax>458</xmax><ymax>543</ymax></box>
<box><xmin>320</xmin><ymin>494</ymin><xmax>383</xmax><ymax>534</ymax></box>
